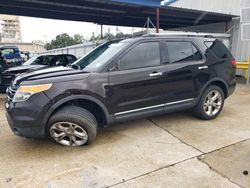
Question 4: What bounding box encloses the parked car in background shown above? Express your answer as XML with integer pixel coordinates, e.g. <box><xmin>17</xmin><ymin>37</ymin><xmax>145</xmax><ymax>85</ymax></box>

<box><xmin>0</xmin><ymin>54</ymin><xmax>77</xmax><ymax>92</ymax></box>
<box><xmin>5</xmin><ymin>36</ymin><xmax>236</xmax><ymax>146</ymax></box>
<box><xmin>0</xmin><ymin>45</ymin><xmax>23</xmax><ymax>72</ymax></box>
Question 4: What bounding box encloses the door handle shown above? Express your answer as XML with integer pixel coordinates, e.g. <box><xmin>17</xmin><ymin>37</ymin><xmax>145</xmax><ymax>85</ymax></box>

<box><xmin>149</xmin><ymin>72</ymin><xmax>163</xmax><ymax>77</ymax></box>
<box><xmin>198</xmin><ymin>66</ymin><xmax>208</xmax><ymax>70</ymax></box>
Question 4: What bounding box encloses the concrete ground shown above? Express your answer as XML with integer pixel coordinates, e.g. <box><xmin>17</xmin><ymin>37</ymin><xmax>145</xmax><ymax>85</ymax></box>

<box><xmin>0</xmin><ymin>85</ymin><xmax>250</xmax><ymax>188</ymax></box>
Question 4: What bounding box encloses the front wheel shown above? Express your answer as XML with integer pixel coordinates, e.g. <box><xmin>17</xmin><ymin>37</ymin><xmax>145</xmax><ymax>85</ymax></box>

<box><xmin>47</xmin><ymin>106</ymin><xmax>97</xmax><ymax>146</ymax></box>
<box><xmin>194</xmin><ymin>85</ymin><xmax>225</xmax><ymax>120</ymax></box>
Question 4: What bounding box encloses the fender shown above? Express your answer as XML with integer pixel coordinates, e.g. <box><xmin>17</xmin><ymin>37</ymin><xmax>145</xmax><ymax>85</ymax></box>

<box><xmin>196</xmin><ymin>77</ymin><xmax>229</xmax><ymax>105</ymax></box>
<box><xmin>41</xmin><ymin>94</ymin><xmax>112</xmax><ymax>129</ymax></box>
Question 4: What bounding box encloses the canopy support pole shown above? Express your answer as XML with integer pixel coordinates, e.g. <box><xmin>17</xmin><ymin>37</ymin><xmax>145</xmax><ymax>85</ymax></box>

<box><xmin>156</xmin><ymin>8</ymin><xmax>160</xmax><ymax>33</ymax></box>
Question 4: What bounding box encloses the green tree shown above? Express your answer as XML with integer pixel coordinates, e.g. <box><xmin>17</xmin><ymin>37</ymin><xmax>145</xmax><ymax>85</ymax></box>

<box><xmin>73</xmin><ymin>34</ymin><xmax>84</xmax><ymax>44</ymax></box>
<box><xmin>44</xmin><ymin>43</ymin><xmax>52</xmax><ymax>50</ymax></box>
<box><xmin>115</xmin><ymin>32</ymin><xmax>124</xmax><ymax>38</ymax></box>
<box><xmin>103</xmin><ymin>32</ymin><xmax>114</xmax><ymax>40</ymax></box>
<box><xmin>45</xmin><ymin>33</ymin><xmax>85</xmax><ymax>50</ymax></box>
<box><xmin>90</xmin><ymin>32</ymin><xmax>115</xmax><ymax>42</ymax></box>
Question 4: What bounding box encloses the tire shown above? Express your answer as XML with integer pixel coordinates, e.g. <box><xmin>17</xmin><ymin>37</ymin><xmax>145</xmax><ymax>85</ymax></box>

<box><xmin>47</xmin><ymin>106</ymin><xmax>97</xmax><ymax>146</ymax></box>
<box><xmin>194</xmin><ymin>85</ymin><xmax>225</xmax><ymax>120</ymax></box>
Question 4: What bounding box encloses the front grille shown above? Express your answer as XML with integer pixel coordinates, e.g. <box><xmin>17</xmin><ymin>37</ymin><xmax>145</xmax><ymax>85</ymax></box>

<box><xmin>6</xmin><ymin>84</ymin><xmax>18</xmax><ymax>102</ymax></box>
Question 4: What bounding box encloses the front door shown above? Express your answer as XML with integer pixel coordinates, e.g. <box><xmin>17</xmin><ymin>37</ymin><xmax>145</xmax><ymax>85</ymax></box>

<box><xmin>107</xmin><ymin>41</ymin><xmax>167</xmax><ymax>118</ymax></box>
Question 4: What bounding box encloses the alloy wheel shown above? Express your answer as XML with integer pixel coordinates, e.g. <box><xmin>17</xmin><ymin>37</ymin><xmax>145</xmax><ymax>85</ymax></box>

<box><xmin>203</xmin><ymin>90</ymin><xmax>222</xmax><ymax>116</ymax></box>
<box><xmin>50</xmin><ymin>122</ymin><xmax>88</xmax><ymax>146</ymax></box>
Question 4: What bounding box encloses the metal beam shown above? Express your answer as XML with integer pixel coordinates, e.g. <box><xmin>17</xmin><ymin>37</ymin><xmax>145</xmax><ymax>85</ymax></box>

<box><xmin>0</xmin><ymin>0</ymin><xmax>234</xmax><ymax>30</ymax></box>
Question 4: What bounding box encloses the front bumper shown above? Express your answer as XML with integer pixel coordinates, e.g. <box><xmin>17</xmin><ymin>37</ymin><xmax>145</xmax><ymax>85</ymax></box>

<box><xmin>5</xmin><ymin>92</ymin><xmax>50</xmax><ymax>138</ymax></box>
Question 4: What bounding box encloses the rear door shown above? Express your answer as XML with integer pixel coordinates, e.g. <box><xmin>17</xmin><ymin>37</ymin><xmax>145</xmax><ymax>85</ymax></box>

<box><xmin>162</xmin><ymin>40</ymin><xmax>210</xmax><ymax>105</ymax></box>
<box><xmin>107</xmin><ymin>40</ymin><xmax>168</xmax><ymax>116</ymax></box>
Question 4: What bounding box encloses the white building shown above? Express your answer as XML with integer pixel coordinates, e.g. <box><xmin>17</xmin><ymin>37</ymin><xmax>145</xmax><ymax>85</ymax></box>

<box><xmin>0</xmin><ymin>14</ymin><xmax>22</xmax><ymax>43</ymax></box>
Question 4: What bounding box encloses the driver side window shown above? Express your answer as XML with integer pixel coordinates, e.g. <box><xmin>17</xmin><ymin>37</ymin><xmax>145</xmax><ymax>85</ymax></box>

<box><xmin>118</xmin><ymin>42</ymin><xmax>161</xmax><ymax>71</ymax></box>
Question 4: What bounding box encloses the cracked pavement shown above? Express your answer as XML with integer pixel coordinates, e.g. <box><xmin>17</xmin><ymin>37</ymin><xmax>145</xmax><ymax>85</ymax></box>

<box><xmin>0</xmin><ymin>85</ymin><xmax>249</xmax><ymax>188</ymax></box>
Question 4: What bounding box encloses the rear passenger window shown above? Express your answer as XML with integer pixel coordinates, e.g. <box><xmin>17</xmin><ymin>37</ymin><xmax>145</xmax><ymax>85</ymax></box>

<box><xmin>204</xmin><ymin>40</ymin><xmax>232</xmax><ymax>59</ymax></box>
<box><xmin>165</xmin><ymin>42</ymin><xmax>202</xmax><ymax>63</ymax></box>
<box><xmin>119</xmin><ymin>42</ymin><xmax>160</xmax><ymax>70</ymax></box>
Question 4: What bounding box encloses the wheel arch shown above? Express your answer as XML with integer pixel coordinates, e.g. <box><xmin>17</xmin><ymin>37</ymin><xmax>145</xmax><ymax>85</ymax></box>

<box><xmin>197</xmin><ymin>78</ymin><xmax>229</xmax><ymax>103</ymax></box>
<box><xmin>42</xmin><ymin>95</ymin><xmax>111</xmax><ymax>130</ymax></box>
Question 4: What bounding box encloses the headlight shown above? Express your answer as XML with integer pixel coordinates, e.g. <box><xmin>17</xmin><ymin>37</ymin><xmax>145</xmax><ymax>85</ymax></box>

<box><xmin>13</xmin><ymin>84</ymin><xmax>53</xmax><ymax>102</ymax></box>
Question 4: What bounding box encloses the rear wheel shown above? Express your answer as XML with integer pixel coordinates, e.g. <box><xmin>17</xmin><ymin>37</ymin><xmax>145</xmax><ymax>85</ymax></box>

<box><xmin>47</xmin><ymin>106</ymin><xmax>97</xmax><ymax>146</ymax></box>
<box><xmin>194</xmin><ymin>85</ymin><xmax>225</xmax><ymax>120</ymax></box>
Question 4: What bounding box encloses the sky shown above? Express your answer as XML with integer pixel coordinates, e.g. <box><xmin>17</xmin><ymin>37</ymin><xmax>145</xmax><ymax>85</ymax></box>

<box><xmin>20</xmin><ymin>16</ymin><xmax>142</xmax><ymax>43</ymax></box>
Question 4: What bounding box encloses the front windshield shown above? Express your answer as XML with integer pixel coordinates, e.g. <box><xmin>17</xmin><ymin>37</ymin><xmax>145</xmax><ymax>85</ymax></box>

<box><xmin>23</xmin><ymin>55</ymin><xmax>55</xmax><ymax>65</ymax></box>
<box><xmin>1</xmin><ymin>48</ymin><xmax>19</xmax><ymax>55</ymax></box>
<box><xmin>23</xmin><ymin>56</ymin><xmax>39</xmax><ymax>65</ymax></box>
<box><xmin>72</xmin><ymin>40</ymin><xmax>128</xmax><ymax>70</ymax></box>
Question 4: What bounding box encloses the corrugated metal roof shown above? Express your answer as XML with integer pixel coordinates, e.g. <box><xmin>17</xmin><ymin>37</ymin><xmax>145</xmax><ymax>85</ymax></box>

<box><xmin>0</xmin><ymin>0</ymin><xmax>234</xmax><ymax>29</ymax></box>
<box><xmin>170</xmin><ymin>0</ymin><xmax>240</xmax><ymax>16</ymax></box>
<box><xmin>230</xmin><ymin>18</ymin><xmax>250</xmax><ymax>61</ymax></box>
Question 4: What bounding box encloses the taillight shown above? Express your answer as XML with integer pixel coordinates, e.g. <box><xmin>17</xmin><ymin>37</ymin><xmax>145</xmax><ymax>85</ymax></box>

<box><xmin>231</xmin><ymin>59</ymin><xmax>237</xmax><ymax>68</ymax></box>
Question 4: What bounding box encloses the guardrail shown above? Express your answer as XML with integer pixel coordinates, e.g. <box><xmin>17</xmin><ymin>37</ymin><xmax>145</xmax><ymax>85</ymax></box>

<box><xmin>39</xmin><ymin>40</ymin><xmax>106</xmax><ymax>59</ymax></box>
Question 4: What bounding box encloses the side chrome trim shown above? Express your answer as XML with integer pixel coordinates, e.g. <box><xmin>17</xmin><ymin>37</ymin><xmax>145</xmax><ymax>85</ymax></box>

<box><xmin>165</xmin><ymin>98</ymin><xmax>194</xmax><ymax>106</ymax></box>
<box><xmin>115</xmin><ymin>103</ymin><xmax>164</xmax><ymax>116</ymax></box>
<box><xmin>114</xmin><ymin>98</ymin><xmax>194</xmax><ymax>116</ymax></box>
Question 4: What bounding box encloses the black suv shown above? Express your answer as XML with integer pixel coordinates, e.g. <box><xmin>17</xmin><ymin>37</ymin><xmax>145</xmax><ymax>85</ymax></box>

<box><xmin>5</xmin><ymin>36</ymin><xmax>236</xmax><ymax>146</ymax></box>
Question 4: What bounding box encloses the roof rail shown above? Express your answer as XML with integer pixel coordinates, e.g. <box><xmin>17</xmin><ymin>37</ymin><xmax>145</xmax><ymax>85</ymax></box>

<box><xmin>142</xmin><ymin>33</ymin><xmax>216</xmax><ymax>38</ymax></box>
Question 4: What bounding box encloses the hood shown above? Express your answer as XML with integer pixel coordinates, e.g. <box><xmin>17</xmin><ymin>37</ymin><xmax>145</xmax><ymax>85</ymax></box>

<box><xmin>12</xmin><ymin>66</ymin><xmax>88</xmax><ymax>86</ymax></box>
<box><xmin>4</xmin><ymin>65</ymin><xmax>47</xmax><ymax>74</ymax></box>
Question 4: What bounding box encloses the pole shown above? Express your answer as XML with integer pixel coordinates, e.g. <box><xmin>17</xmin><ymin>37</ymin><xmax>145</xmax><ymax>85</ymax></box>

<box><xmin>156</xmin><ymin>8</ymin><xmax>160</xmax><ymax>33</ymax></box>
<box><xmin>101</xmin><ymin>24</ymin><xmax>103</xmax><ymax>39</ymax></box>
<box><xmin>147</xmin><ymin>17</ymin><xmax>149</xmax><ymax>33</ymax></box>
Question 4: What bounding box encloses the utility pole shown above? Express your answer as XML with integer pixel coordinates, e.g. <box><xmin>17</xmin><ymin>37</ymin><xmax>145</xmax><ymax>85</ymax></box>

<box><xmin>101</xmin><ymin>24</ymin><xmax>103</xmax><ymax>39</ymax></box>
<box><xmin>156</xmin><ymin>8</ymin><xmax>160</xmax><ymax>33</ymax></box>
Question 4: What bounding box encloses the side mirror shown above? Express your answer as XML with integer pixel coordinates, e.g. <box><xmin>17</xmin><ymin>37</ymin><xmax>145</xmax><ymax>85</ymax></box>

<box><xmin>109</xmin><ymin>60</ymin><xmax>120</xmax><ymax>72</ymax></box>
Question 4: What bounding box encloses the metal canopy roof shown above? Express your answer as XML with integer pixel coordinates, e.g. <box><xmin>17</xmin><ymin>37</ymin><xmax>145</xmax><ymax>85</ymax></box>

<box><xmin>0</xmin><ymin>0</ymin><xmax>234</xmax><ymax>29</ymax></box>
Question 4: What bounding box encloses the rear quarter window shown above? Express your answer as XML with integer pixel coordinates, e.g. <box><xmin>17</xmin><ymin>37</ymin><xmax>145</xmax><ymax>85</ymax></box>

<box><xmin>165</xmin><ymin>41</ymin><xmax>202</xmax><ymax>64</ymax></box>
<box><xmin>204</xmin><ymin>40</ymin><xmax>232</xmax><ymax>59</ymax></box>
